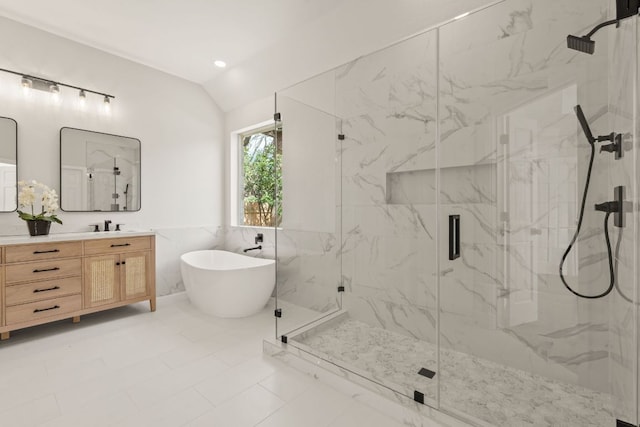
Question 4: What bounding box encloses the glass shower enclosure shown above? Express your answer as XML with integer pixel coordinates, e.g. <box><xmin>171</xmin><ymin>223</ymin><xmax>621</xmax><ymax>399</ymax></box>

<box><xmin>272</xmin><ymin>0</ymin><xmax>638</xmax><ymax>425</ymax></box>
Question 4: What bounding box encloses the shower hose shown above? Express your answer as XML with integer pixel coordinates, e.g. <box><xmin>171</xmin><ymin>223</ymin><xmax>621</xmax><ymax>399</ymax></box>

<box><xmin>558</xmin><ymin>139</ymin><xmax>616</xmax><ymax>299</ymax></box>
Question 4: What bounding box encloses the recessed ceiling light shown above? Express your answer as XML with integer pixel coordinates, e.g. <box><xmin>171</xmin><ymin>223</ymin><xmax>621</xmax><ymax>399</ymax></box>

<box><xmin>214</xmin><ymin>60</ymin><xmax>227</xmax><ymax>68</ymax></box>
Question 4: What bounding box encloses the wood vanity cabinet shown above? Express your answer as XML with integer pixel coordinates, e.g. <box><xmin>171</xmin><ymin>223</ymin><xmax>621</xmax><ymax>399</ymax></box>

<box><xmin>0</xmin><ymin>234</ymin><xmax>155</xmax><ymax>340</ymax></box>
<box><xmin>84</xmin><ymin>237</ymin><xmax>154</xmax><ymax>309</ymax></box>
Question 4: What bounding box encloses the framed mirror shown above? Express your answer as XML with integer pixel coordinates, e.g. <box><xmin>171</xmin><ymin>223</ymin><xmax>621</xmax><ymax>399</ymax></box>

<box><xmin>60</xmin><ymin>127</ymin><xmax>140</xmax><ymax>212</ymax></box>
<box><xmin>0</xmin><ymin>117</ymin><xmax>17</xmax><ymax>212</ymax></box>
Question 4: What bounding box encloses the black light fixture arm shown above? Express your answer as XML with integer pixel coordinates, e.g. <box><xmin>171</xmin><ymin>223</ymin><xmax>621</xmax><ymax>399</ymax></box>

<box><xmin>0</xmin><ymin>67</ymin><xmax>115</xmax><ymax>99</ymax></box>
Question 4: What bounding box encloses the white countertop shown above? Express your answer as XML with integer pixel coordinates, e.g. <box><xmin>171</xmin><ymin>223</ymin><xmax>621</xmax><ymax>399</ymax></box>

<box><xmin>0</xmin><ymin>230</ymin><xmax>155</xmax><ymax>246</ymax></box>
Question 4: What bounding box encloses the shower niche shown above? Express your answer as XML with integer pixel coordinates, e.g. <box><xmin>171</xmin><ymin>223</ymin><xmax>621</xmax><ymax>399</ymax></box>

<box><xmin>60</xmin><ymin>127</ymin><xmax>140</xmax><ymax>212</ymax></box>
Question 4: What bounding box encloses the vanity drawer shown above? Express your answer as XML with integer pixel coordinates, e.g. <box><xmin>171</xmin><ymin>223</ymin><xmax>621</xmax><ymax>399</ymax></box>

<box><xmin>84</xmin><ymin>236</ymin><xmax>151</xmax><ymax>255</ymax></box>
<box><xmin>6</xmin><ymin>241</ymin><xmax>83</xmax><ymax>263</ymax></box>
<box><xmin>5</xmin><ymin>258</ymin><xmax>81</xmax><ymax>284</ymax></box>
<box><xmin>5</xmin><ymin>294</ymin><xmax>82</xmax><ymax>325</ymax></box>
<box><xmin>6</xmin><ymin>276</ymin><xmax>82</xmax><ymax>306</ymax></box>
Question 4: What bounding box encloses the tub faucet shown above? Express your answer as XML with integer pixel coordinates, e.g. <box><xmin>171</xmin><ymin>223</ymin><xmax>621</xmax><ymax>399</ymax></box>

<box><xmin>243</xmin><ymin>245</ymin><xmax>262</xmax><ymax>253</ymax></box>
<box><xmin>104</xmin><ymin>220</ymin><xmax>112</xmax><ymax>232</ymax></box>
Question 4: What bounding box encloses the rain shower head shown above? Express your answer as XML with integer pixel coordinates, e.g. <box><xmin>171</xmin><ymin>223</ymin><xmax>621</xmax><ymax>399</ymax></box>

<box><xmin>567</xmin><ymin>19</ymin><xmax>617</xmax><ymax>55</ymax></box>
<box><xmin>574</xmin><ymin>105</ymin><xmax>595</xmax><ymax>144</ymax></box>
<box><xmin>568</xmin><ymin>1</ymin><xmax>639</xmax><ymax>54</ymax></box>
<box><xmin>566</xmin><ymin>35</ymin><xmax>595</xmax><ymax>55</ymax></box>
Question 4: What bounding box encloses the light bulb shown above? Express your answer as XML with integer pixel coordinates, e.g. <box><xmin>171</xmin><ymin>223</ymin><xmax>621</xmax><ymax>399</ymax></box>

<box><xmin>49</xmin><ymin>84</ymin><xmax>60</xmax><ymax>103</ymax></box>
<box><xmin>21</xmin><ymin>77</ymin><xmax>32</xmax><ymax>95</ymax></box>
<box><xmin>103</xmin><ymin>95</ymin><xmax>111</xmax><ymax>113</ymax></box>
<box><xmin>78</xmin><ymin>89</ymin><xmax>87</xmax><ymax>109</ymax></box>
<box><xmin>214</xmin><ymin>60</ymin><xmax>227</xmax><ymax>68</ymax></box>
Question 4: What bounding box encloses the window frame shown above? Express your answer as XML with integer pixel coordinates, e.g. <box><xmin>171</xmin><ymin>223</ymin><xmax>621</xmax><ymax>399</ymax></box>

<box><xmin>229</xmin><ymin>119</ymin><xmax>280</xmax><ymax>228</ymax></box>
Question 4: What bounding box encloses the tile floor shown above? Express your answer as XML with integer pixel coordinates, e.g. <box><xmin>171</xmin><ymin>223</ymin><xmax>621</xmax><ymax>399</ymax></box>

<box><xmin>295</xmin><ymin>317</ymin><xmax>613</xmax><ymax>427</ymax></box>
<box><xmin>0</xmin><ymin>293</ymin><xmax>419</xmax><ymax>427</ymax></box>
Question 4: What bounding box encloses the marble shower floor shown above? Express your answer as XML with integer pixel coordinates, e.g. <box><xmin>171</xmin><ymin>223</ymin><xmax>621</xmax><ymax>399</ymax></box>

<box><xmin>294</xmin><ymin>318</ymin><xmax>613</xmax><ymax>427</ymax></box>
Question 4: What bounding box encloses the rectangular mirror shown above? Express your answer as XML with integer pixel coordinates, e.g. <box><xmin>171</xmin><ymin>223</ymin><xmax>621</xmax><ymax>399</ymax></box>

<box><xmin>60</xmin><ymin>127</ymin><xmax>140</xmax><ymax>211</ymax></box>
<box><xmin>0</xmin><ymin>117</ymin><xmax>17</xmax><ymax>212</ymax></box>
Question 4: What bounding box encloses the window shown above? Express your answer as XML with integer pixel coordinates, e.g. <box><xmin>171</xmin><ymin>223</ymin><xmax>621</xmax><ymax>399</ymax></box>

<box><xmin>238</xmin><ymin>125</ymin><xmax>282</xmax><ymax>227</ymax></box>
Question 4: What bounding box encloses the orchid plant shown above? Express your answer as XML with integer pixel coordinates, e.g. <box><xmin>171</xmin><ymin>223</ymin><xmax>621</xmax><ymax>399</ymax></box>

<box><xmin>17</xmin><ymin>180</ymin><xmax>63</xmax><ymax>224</ymax></box>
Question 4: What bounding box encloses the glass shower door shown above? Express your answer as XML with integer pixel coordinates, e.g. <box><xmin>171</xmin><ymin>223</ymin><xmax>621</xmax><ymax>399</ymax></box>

<box><xmin>437</xmin><ymin>0</ymin><xmax>627</xmax><ymax>425</ymax></box>
<box><xmin>273</xmin><ymin>89</ymin><xmax>343</xmax><ymax>340</ymax></box>
<box><xmin>333</xmin><ymin>27</ymin><xmax>440</xmax><ymax>405</ymax></box>
<box><xmin>273</xmin><ymin>28</ymin><xmax>441</xmax><ymax>406</ymax></box>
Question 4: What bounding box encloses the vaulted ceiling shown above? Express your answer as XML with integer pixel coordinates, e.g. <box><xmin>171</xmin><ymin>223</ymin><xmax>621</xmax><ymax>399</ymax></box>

<box><xmin>0</xmin><ymin>0</ymin><xmax>490</xmax><ymax>111</ymax></box>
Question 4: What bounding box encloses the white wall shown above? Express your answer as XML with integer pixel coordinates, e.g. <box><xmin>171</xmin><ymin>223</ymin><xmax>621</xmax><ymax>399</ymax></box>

<box><xmin>0</xmin><ymin>16</ymin><xmax>225</xmax><ymax>295</ymax></box>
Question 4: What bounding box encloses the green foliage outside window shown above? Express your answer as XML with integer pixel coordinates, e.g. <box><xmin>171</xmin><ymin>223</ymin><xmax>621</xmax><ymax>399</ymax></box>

<box><xmin>242</xmin><ymin>129</ymin><xmax>282</xmax><ymax>227</ymax></box>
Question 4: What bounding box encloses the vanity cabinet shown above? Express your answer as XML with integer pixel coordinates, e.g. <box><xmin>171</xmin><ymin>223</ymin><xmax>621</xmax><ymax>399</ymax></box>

<box><xmin>84</xmin><ymin>237</ymin><xmax>154</xmax><ymax>309</ymax></box>
<box><xmin>0</xmin><ymin>233</ymin><xmax>155</xmax><ymax>340</ymax></box>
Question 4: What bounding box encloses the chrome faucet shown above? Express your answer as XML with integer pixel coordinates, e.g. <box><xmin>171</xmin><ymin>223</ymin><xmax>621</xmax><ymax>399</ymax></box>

<box><xmin>104</xmin><ymin>220</ymin><xmax>112</xmax><ymax>232</ymax></box>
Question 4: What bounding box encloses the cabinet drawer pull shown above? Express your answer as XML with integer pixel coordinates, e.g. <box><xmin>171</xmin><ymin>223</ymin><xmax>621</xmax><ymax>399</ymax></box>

<box><xmin>33</xmin><ymin>249</ymin><xmax>60</xmax><ymax>254</ymax></box>
<box><xmin>33</xmin><ymin>286</ymin><xmax>61</xmax><ymax>293</ymax></box>
<box><xmin>111</xmin><ymin>243</ymin><xmax>131</xmax><ymax>247</ymax></box>
<box><xmin>34</xmin><ymin>305</ymin><xmax>60</xmax><ymax>313</ymax></box>
<box><xmin>33</xmin><ymin>267</ymin><xmax>60</xmax><ymax>273</ymax></box>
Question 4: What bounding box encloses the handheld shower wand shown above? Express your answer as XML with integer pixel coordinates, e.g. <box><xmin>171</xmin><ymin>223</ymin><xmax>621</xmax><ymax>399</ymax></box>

<box><xmin>559</xmin><ymin>105</ymin><xmax>622</xmax><ymax>299</ymax></box>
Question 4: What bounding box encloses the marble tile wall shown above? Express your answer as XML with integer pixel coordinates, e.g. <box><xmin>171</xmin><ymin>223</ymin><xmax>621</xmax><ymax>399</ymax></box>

<box><xmin>224</xmin><ymin>225</ymin><xmax>340</xmax><ymax>335</ymax></box>
<box><xmin>154</xmin><ymin>226</ymin><xmax>224</xmax><ymax>296</ymax></box>
<box><xmin>337</xmin><ymin>28</ymin><xmax>440</xmax><ymax>344</ymax></box>
<box><xmin>436</xmin><ymin>0</ymin><xmax>614</xmax><ymax>401</ymax></box>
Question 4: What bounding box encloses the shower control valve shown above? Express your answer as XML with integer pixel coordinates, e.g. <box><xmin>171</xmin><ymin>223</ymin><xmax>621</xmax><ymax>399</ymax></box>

<box><xmin>594</xmin><ymin>201</ymin><xmax>619</xmax><ymax>213</ymax></box>
<box><xmin>255</xmin><ymin>233</ymin><xmax>263</xmax><ymax>244</ymax></box>
<box><xmin>595</xmin><ymin>186</ymin><xmax>627</xmax><ymax>228</ymax></box>
<box><xmin>599</xmin><ymin>133</ymin><xmax>623</xmax><ymax>159</ymax></box>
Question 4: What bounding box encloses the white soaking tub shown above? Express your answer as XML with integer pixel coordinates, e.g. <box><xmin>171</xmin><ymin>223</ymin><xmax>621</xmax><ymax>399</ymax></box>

<box><xmin>180</xmin><ymin>250</ymin><xmax>275</xmax><ymax>318</ymax></box>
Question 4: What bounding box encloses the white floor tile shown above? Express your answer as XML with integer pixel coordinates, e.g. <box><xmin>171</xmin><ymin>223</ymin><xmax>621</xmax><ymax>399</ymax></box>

<box><xmin>40</xmin><ymin>392</ymin><xmax>137</xmax><ymax>427</ymax></box>
<box><xmin>256</xmin><ymin>383</ymin><xmax>352</xmax><ymax>427</ymax></box>
<box><xmin>159</xmin><ymin>338</ymin><xmax>232</xmax><ymax>369</ymax></box>
<box><xmin>194</xmin><ymin>356</ymin><xmax>277</xmax><ymax>406</ymax></box>
<box><xmin>0</xmin><ymin>293</ymin><xmax>444</xmax><ymax>427</ymax></box>
<box><xmin>189</xmin><ymin>384</ymin><xmax>285</xmax><ymax>427</ymax></box>
<box><xmin>126</xmin><ymin>354</ymin><xmax>228</xmax><ymax>408</ymax></box>
<box><xmin>258</xmin><ymin>367</ymin><xmax>313</xmax><ymax>402</ymax></box>
<box><xmin>55</xmin><ymin>356</ymin><xmax>170</xmax><ymax>412</ymax></box>
<box><xmin>117</xmin><ymin>388</ymin><xmax>213</xmax><ymax>427</ymax></box>
<box><xmin>328</xmin><ymin>401</ymin><xmax>406</xmax><ymax>427</ymax></box>
<box><xmin>0</xmin><ymin>394</ymin><xmax>60</xmax><ymax>427</ymax></box>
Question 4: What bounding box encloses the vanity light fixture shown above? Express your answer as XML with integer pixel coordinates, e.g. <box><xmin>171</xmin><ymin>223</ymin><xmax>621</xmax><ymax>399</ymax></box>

<box><xmin>0</xmin><ymin>66</ymin><xmax>114</xmax><ymax>106</ymax></box>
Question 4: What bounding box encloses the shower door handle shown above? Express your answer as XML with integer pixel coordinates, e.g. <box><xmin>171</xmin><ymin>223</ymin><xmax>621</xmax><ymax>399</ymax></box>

<box><xmin>449</xmin><ymin>215</ymin><xmax>460</xmax><ymax>260</ymax></box>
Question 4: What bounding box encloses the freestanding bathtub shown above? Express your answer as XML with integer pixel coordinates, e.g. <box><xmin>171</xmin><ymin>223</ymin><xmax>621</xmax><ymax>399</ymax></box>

<box><xmin>180</xmin><ymin>250</ymin><xmax>275</xmax><ymax>318</ymax></box>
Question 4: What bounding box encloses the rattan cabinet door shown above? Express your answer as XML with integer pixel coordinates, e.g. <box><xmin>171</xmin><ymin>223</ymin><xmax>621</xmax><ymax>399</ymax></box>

<box><xmin>84</xmin><ymin>255</ymin><xmax>120</xmax><ymax>308</ymax></box>
<box><xmin>120</xmin><ymin>251</ymin><xmax>150</xmax><ymax>301</ymax></box>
